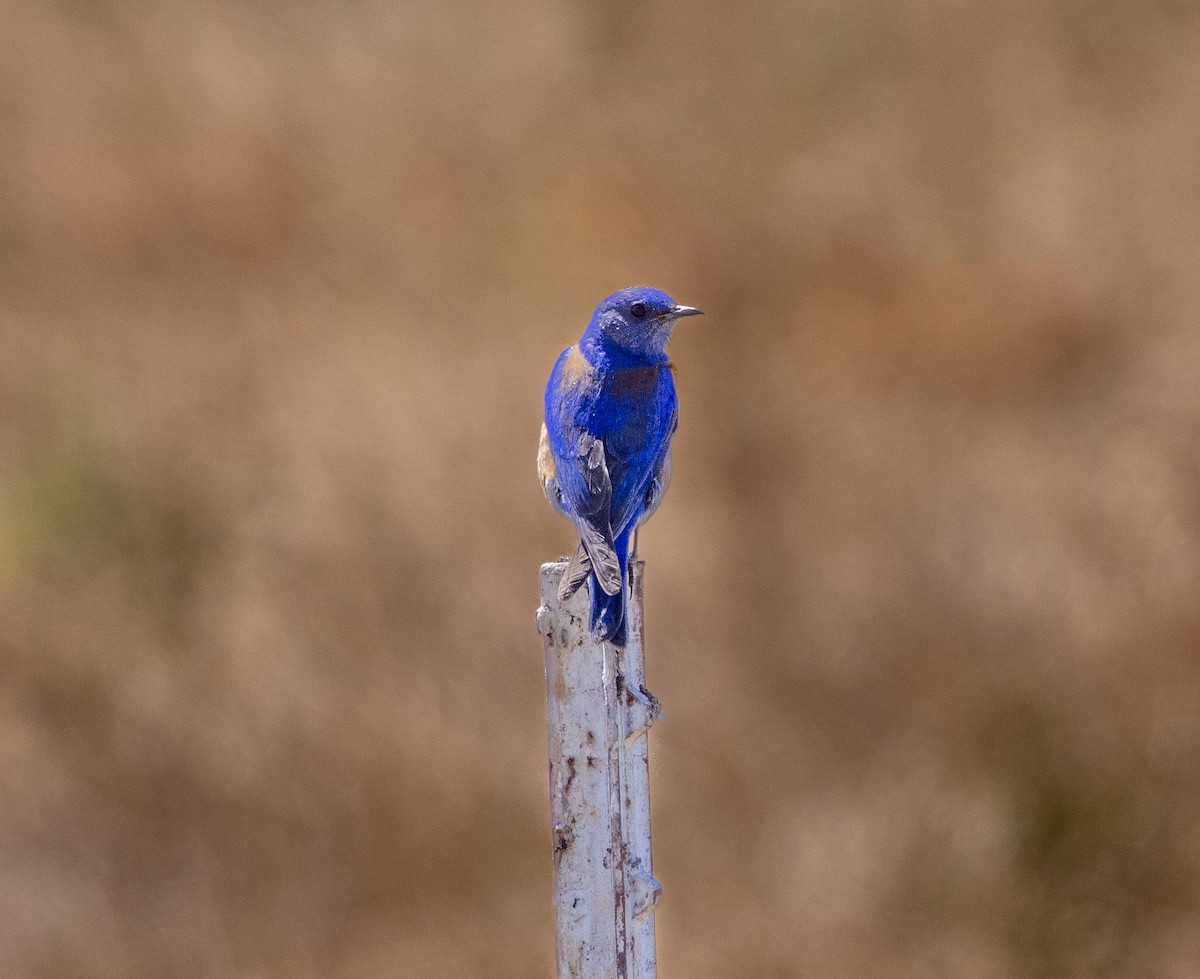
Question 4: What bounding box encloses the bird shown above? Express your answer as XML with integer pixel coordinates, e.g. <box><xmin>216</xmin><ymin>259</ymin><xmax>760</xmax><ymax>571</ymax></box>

<box><xmin>538</xmin><ymin>286</ymin><xmax>701</xmax><ymax>646</ymax></box>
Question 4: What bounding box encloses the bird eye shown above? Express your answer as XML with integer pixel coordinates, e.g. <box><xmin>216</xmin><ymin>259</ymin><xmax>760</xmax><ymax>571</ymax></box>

<box><xmin>630</xmin><ymin>301</ymin><xmax>647</xmax><ymax>318</ymax></box>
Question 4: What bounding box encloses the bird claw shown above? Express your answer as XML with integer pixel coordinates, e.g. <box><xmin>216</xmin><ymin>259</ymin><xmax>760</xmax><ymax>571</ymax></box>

<box><xmin>624</xmin><ymin>681</ymin><xmax>664</xmax><ymax>740</ymax></box>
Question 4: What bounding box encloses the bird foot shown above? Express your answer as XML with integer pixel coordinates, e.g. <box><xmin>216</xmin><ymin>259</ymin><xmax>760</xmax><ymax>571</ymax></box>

<box><xmin>624</xmin><ymin>680</ymin><xmax>664</xmax><ymax>741</ymax></box>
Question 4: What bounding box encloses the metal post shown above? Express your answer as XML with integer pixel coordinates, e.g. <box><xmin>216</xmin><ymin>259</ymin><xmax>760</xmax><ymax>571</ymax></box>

<box><xmin>538</xmin><ymin>560</ymin><xmax>663</xmax><ymax>979</ymax></box>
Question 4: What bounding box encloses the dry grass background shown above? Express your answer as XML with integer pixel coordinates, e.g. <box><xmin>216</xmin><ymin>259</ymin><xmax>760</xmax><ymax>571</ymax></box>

<box><xmin>2</xmin><ymin>1</ymin><xmax>1200</xmax><ymax>976</ymax></box>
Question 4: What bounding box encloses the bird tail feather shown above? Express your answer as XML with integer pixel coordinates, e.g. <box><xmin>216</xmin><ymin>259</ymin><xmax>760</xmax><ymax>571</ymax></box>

<box><xmin>558</xmin><ymin>543</ymin><xmax>592</xmax><ymax>601</ymax></box>
<box><xmin>588</xmin><ymin>528</ymin><xmax>630</xmax><ymax>646</ymax></box>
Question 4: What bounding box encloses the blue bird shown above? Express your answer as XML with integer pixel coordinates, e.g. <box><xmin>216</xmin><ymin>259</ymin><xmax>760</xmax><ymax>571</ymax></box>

<box><xmin>538</xmin><ymin>286</ymin><xmax>701</xmax><ymax>646</ymax></box>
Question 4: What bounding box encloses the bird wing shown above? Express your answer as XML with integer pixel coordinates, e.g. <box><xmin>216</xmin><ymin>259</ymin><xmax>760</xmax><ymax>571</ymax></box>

<box><xmin>555</xmin><ymin>434</ymin><xmax>622</xmax><ymax>595</ymax></box>
<box><xmin>557</xmin><ymin>542</ymin><xmax>592</xmax><ymax>600</ymax></box>
<box><xmin>544</xmin><ymin>347</ymin><xmax>623</xmax><ymax>596</ymax></box>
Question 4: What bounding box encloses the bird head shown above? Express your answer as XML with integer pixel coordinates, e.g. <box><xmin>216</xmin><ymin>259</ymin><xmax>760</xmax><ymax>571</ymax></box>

<box><xmin>590</xmin><ymin>286</ymin><xmax>702</xmax><ymax>360</ymax></box>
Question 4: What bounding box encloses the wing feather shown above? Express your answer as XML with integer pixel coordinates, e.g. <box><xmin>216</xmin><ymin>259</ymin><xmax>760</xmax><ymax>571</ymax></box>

<box><xmin>557</xmin><ymin>543</ymin><xmax>592</xmax><ymax>600</ymax></box>
<box><xmin>567</xmin><ymin>436</ymin><xmax>621</xmax><ymax>595</ymax></box>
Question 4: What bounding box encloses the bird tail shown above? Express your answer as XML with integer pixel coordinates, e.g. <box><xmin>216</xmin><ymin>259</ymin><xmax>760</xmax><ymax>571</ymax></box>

<box><xmin>589</xmin><ymin>528</ymin><xmax>630</xmax><ymax>646</ymax></box>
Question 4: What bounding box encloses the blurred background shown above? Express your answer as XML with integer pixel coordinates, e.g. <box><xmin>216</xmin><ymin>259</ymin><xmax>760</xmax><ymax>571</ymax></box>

<box><xmin>2</xmin><ymin>1</ymin><xmax>1200</xmax><ymax>976</ymax></box>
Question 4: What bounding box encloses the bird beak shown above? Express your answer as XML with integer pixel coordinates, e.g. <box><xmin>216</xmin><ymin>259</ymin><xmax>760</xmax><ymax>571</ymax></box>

<box><xmin>671</xmin><ymin>305</ymin><xmax>703</xmax><ymax>319</ymax></box>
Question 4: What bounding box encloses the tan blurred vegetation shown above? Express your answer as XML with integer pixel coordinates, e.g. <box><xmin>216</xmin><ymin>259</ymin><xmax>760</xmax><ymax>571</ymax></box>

<box><xmin>2</xmin><ymin>0</ymin><xmax>1200</xmax><ymax>976</ymax></box>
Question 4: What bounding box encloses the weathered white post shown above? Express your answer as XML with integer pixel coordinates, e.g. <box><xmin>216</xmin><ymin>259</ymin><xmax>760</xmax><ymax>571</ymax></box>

<box><xmin>537</xmin><ymin>559</ymin><xmax>663</xmax><ymax>979</ymax></box>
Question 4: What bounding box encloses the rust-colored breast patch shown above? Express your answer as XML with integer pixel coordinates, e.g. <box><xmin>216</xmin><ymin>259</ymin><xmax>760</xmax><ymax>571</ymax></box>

<box><xmin>611</xmin><ymin>363</ymin><xmax>665</xmax><ymax>399</ymax></box>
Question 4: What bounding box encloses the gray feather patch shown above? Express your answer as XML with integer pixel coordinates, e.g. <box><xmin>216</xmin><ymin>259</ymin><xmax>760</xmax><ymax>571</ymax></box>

<box><xmin>557</xmin><ymin>544</ymin><xmax>592</xmax><ymax>600</ymax></box>
<box><xmin>571</xmin><ymin>436</ymin><xmax>621</xmax><ymax>595</ymax></box>
<box><xmin>576</xmin><ymin>521</ymin><xmax>621</xmax><ymax>595</ymax></box>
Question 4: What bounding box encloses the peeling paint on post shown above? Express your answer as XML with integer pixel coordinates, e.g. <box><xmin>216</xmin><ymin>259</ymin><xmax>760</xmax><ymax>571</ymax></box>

<box><xmin>538</xmin><ymin>560</ymin><xmax>662</xmax><ymax>979</ymax></box>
